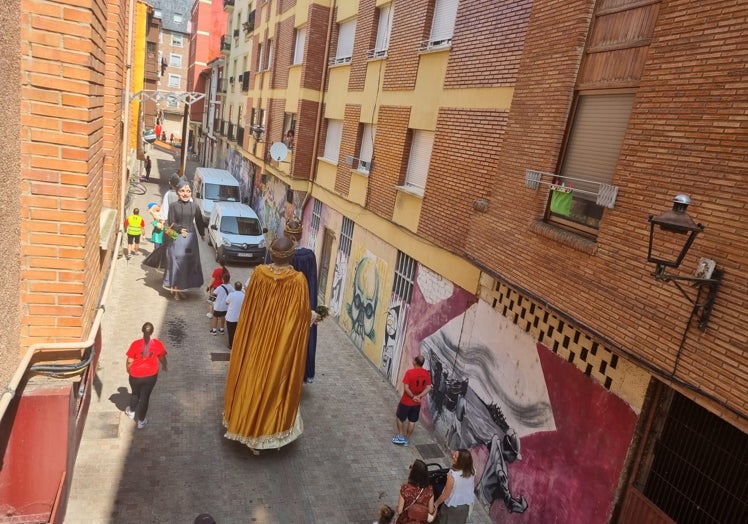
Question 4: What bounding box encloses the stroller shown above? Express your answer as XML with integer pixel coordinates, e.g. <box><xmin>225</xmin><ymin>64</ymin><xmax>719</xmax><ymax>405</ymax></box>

<box><xmin>427</xmin><ymin>462</ymin><xmax>451</xmax><ymax>500</ymax></box>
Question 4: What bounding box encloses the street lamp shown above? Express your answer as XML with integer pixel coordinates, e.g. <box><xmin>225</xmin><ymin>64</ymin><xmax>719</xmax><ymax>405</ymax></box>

<box><xmin>647</xmin><ymin>195</ymin><xmax>722</xmax><ymax>331</ymax></box>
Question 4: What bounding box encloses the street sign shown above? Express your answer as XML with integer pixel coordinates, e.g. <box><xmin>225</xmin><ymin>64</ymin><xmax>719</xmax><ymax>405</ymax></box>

<box><xmin>143</xmin><ymin>129</ymin><xmax>157</xmax><ymax>144</ymax></box>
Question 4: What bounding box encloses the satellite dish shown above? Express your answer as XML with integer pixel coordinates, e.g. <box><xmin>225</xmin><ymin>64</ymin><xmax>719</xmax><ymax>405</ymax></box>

<box><xmin>269</xmin><ymin>141</ymin><xmax>289</xmax><ymax>162</ymax></box>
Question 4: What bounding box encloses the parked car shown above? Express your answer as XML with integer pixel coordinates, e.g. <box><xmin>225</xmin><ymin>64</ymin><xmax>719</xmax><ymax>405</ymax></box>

<box><xmin>193</xmin><ymin>167</ymin><xmax>243</xmax><ymax>224</ymax></box>
<box><xmin>207</xmin><ymin>202</ymin><xmax>267</xmax><ymax>264</ymax></box>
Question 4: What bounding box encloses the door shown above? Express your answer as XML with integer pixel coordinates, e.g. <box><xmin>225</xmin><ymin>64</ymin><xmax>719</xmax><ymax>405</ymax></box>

<box><xmin>317</xmin><ymin>228</ymin><xmax>334</xmax><ymax>306</ymax></box>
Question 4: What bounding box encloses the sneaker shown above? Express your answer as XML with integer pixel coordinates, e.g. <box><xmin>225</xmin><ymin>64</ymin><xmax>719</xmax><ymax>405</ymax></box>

<box><xmin>124</xmin><ymin>407</ymin><xmax>135</xmax><ymax>420</ymax></box>
<box><xmin>402</xmin><ymin>438</ymin><xmax>410</xmax><ymax>447</ymax></box>
<box><xmin>392</xmin><ymin>435</ymin><xmax>405</xmax><ymax>445</ymax></box>
<box><xmin>137</xmin><ymin>419</ymin><xmax>148</xmax><ymax>429</ymax></box>
<box><xmin>210</xmin><ymin>329</ymin><xmax>217</xmax><ymax>335</ymax></box>
<box><xmin>219</xmin><ymin>328</ymin><xmax>225</xmax><ymax>334</ymax></box>
<box><xmin>206</xmin><ymin>312</ymin><xmax>213</xmax><ymax>318</ymax></box>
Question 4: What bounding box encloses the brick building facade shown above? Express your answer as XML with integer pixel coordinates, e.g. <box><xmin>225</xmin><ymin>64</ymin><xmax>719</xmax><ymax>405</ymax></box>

<box><xmin>208</xmin><ymin>1</ymin><xmax>747</xmax><ymax>522</ymax></box>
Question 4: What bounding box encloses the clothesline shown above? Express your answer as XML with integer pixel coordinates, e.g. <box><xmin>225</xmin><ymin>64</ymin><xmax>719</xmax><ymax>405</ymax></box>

<box><xmin>525</xmin><ymin>169</ymin><xmax>619</xmax><ymax>208</ymax></box>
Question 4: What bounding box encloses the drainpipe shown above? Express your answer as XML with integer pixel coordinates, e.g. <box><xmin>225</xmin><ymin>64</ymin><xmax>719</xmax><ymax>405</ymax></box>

<box><xmin>299</xmin><ymin>0</ymin><xmax>336</xmax><ymax>215</ymax></box>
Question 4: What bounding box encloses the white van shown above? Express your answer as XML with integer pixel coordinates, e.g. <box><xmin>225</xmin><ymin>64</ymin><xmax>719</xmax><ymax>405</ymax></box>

<box><xmin>207</xmin><ymin>202</ymin><xmax>267</xmax><ymax>264</ymax></box>
<box><xmin>193</xmin><ymin>167</ymin><xmax>242</xmax><ymax>224</ymax></box>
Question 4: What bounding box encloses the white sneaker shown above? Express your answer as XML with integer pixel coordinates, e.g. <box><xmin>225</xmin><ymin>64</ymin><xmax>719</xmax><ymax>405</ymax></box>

<box><xmin>137</xmin><ymin>419</ymin><xmax>148</xmax><ymax>429</ymax></box>
<box><xmin>206</xmin><ymin>313</ymin><xmax>213</xmax><ymax>318</ymax></box>
<box><xmin>124</xmin><ymin>407</ymin><xmax>135</xmax><ymax>420</ymax></box>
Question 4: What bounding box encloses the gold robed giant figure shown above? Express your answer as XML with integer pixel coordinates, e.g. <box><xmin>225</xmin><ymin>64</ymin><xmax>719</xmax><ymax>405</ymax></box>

<box><xmin>223</xmin><ymin>238</ymin><xmax>311</xmax><ymax>450</ymax></box>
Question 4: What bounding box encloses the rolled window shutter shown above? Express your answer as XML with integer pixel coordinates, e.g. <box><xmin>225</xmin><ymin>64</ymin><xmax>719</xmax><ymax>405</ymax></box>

<box><xmin>405</xmin><ymin>131</ymin><xmax>434</xmax><ymax>190</ymax></box>
<box><xmin>430</xmin><ymin>0</ymin><xmax>458</xmax><ymax>45</ymax></box>
<box><xmin>324</xmin><ymin>120</ymin><xmax>343</xmax><ymax>162</ymax></box>
<box><xmin>375</xmin><ymin>4</ymin><xmax>393</xmax><ymax>52</ymax></box>
<box><xmin>336</xmin><ymin>19</ymin><xmax>356</xmax><ymax>60</ymax></box>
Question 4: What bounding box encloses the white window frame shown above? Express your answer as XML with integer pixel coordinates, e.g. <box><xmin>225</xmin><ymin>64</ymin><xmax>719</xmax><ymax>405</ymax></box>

<box><xmin>373</xmin><ymin>4</ymin><xmax>394</xmax><ymax>58</ymax></box>
<box><xmin>266</xmin><ymin>39</ymin><xmax>274</xmax><ymax>70</ymax></box>
<box><xmin>171</xmin><ymin>33</ymin><xmax>183</xmax><ymax>48</ymax></box>
<box><xmin>428</xmin><ymin>0</ymin><xmax>458</xmax><ymax>50</ymax></box>
<box><xmin>168</xmin><ymin>74</ymin><xmax>181</xmax><ymax>88</ymax></box>
<box><xmin>358</xmin><ymin>124</ymin><xmax>375</xmax><ymax>173</ymax></box>
<box><xmin>323</xmin><ymin>119</ymin><xmax>344</xmax><ymax>163</ymax></box>
<box><xmin>169</xmin><ymin>53</ymin><xmax>182</xmax><ymax>68</ymax></box>
<box><xmin>293</xmin><ymin>27</ymin><xmax>306</xmax><ymax>65</ymax></box>
<box><xmin>404</xmin><ymin>130</ymin><xmax>434</xmax><ymax>193</ymax></box>
<box><xmin>333</xmin><ymin>19</ymin><xmax>356</xmax><ymax>65</ymax></box>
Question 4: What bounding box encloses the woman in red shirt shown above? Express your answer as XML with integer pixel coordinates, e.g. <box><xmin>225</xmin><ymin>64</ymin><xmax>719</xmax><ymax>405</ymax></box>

<box><xmin>125</xmin><ymin>322</ymin><xmax>168</xmax><ymax>429</ymax></box>
<box><xmin>206</xmin><ymin>263</ymin><xmax>230</xmax><ymax>318</ymax></box>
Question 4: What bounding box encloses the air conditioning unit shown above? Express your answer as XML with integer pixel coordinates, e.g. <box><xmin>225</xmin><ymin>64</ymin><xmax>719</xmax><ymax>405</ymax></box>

<box><xmin>359</xmin><ymin>160</ymin><xmax>372</xmax><ymax>171</ymax></box>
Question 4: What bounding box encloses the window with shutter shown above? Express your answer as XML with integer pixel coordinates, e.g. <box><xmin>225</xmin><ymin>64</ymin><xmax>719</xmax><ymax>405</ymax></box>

<box><xmin>293</xmin><ymin>27</ymin><xmax>306</xmax><ymax>65</ymax></box>
<box><xmin>404</xmin><ymin>130</ymin><xmax>434</xmax><ymax>193</ymax></box>
<box><xmin>429</xmin><ymin>0</ymin><xmax>458</xmax><ymax>49</ymax></box>
<box><xmin>358</xmin><ymin>124</ymin><xmax>375</xmax><ymax>172</ymax></box>
<box><xmin>549</xmin><ymin>93</ymin><xmax>635</xmax><ymax>233</ymax></box>
<box><xmin>334</xmin><ymin>19</ymin><xmax>356</xmax><ymax>64</ymax></box>
<box><xmin>267</xmin><ymin>39</ymin><xmax>274</xmax><ymax>70</ymax></box>
<box><xmin>323</xmin><ymin>120</ymin><xmax>343</xmax><ymax>163</ymax></box>
<box><xmin>257</xmin><ymin>43</ymin><xmax>264</xmax><ymax>71</ymax></box>
<box><xmin>374</xmin><ymin>4</ymin><xmax>394</xmax><ymax>57</ymax></box>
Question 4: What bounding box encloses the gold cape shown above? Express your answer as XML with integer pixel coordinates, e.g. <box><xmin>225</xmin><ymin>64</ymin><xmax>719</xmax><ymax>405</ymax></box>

<box><xmin>223</xmin><ymin>264</ymin><xmax>311</xmax><ymax>449</ymax></box>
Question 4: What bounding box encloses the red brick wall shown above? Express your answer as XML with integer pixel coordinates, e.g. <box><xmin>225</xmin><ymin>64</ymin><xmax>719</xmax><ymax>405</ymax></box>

<box><xmin>418</xmin><ymin>108</ymin><xmax>509</xmax><ymax>253</ymax></box>
<box><xmin>462</xmin><ymin>0</ymin><xmax>748</xmax><ymax>418</ymax></box>
<box><xmin>366</xmin><ymin>105</ymin><xmax>411</xmax><ymax>219</ymax></box>
<box><xmin>444</xmin><ymin>0</ymin><xmax>531</xmax><ymax>88</ymax></box>
<box><xmin>292</xmin><ymin>98</ymin><xmax>320</xmax><ymax>180</ymax></box>
<box><xmin>348</xmin><ymin>0</ymin><xmax>376</xmax><ymax>91</ymax></box>
<box><xmin>19</xmin><ymin>0</ymin><xmax>123</xmax><ymax>345</ymax></box>
<box><xmin>383</xmin><ymin>0</ymin><xmax>431</xmax><ymax>91</ymax></box>
<box><xmin>274</xmin><ymin>16</ymin><xmax>295</xmax><ymax>90</ymax></box>
<box><xmin>268</xmin><ymin>98</ymin><xmax>285</xmax><ymax>150</ymax></box>
<box><xmin>301</xmin><ymin>3</ymin><xmax>331</xmax><ymax>91</ymax></box>
<box><xmin>334</xmin><ymin>105</ymin><xmax>362</xmax><ymax>196</ymax></box>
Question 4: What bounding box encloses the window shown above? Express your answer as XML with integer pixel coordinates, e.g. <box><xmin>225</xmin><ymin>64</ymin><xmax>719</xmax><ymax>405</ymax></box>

<box><xmin>173</xmin><ymin>14</ymin><xmax>183</xmax><ymax>24</ymax></box>
<box><xmin>549</xmin><ymin>93</ymin><xmax>634</xmax><ymax>232</ymax></box>
<box><xmin>168</xmin><ymin>74</ymin><xmax>181</xmax><ymax>88</ymax></box>
<box><xmin>358</xmin><ymin>124</ymin><xmax>375</xmax><ymax>172</ymax></box>
<box><xmin>427</xmin><ymin>0</ymin><xmax>458</xmax><ymax>49</ymax></box>
<box><xmin>257</xmin><ymin>43</ymin><xmax>264</xmax><ymax>71</ymax></box>
<box><xmin>311</xmin><ymin>199</ymin><xmax>322</xmax><ymax>239</ymax></box>
<box><xmin>283</xmin><ymin>113</ymin><xmax>296</xmax><ymax>149</ymax></box>
<box><xmin>323</xmin><ymin>119</ymin><xmax>343</xmax><ymax>163</ymax></box>
<box><xmin>266</xmin><ymin>39</ymin><xmax>274</xmax><ymax>70</ymax></box>
<box><xmin>167</xmin><ymin>96</ymin><xmax>179</xmax><ymax>108</ymax></box>
<box><xmin>154</xmin><ymin>9</ymin><xmax>162</xmax><ymax>19</ymax></box>
<box><xmin>404</xmin><ymin>130</ymin><xmax>434</xmax><ymax>193</ymax></box>
<box><xmin>373</xmin><ymin>4</ymin><xmax>394</xmax><ymax>58</ymax></box>
<box><xmin>171</xmin><ymin>33</ymin><xmax>183</xmax><ymax>47</ymax></box>
<box><xmin>169</xmin><ymin>53</ymin><xmax>182</xmax><ymax>68</ymax></box>
<box><xmin>339</xmin><ymin>217</ymin><xmax>354</xmax><ymax>257</ymax></box>
<box><xmin>293</xmin><ymin>27</ymin><xmax>306</xmax><ymax>65</ymax></box>
<box><xmin>393</xmin><ymin>251</ymin><xmax>416</xmax><ymax>304</ymax></box>
<box><xmin>333</xmin><ymin>19</ymin><xmax>356</xmax><ymax>65</ymax></box>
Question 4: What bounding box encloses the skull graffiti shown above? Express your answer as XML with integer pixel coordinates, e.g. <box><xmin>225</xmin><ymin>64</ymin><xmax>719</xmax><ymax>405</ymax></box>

<box><xmin>347</xmin><ymin>257</ymin><xmax>379</xmax><ymax>348</ymax></box>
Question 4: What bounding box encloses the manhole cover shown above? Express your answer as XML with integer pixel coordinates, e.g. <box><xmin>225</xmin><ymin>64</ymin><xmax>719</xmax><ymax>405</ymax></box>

<box><xmin>211</xmin><ymin>352</ymin><xmax>230</xmax><ymax>362</ymax></box>
<box><xmin>415</xmin><ymin>443</ymin><xmax>444</xmax><ymax>460</ymax></box>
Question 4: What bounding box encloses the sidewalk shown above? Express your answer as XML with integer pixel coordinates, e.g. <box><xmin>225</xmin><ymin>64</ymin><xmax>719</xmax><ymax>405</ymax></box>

<box><xmin>65</xmin><ymin>146</ymin><xmax>491</xmax><ymax>523</ymax></box>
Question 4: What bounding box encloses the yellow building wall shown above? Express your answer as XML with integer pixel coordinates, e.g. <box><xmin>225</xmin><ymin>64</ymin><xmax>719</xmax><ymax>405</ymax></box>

<box><xmin>129</xmin><ymin>1</ymin><xmax>148</xmax><ymax>153</ymax></box>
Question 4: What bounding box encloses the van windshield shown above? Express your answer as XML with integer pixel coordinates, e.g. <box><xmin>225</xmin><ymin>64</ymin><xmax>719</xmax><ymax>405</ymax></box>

<box><xmin>205</xmin><ymin>183</ymin><xmax>239</xmax><ymax>202</ymax></box>
<box><xmin>220</xmin><ymin>216</ymin><xmax>262</xmax><ymax>236</ymax></box>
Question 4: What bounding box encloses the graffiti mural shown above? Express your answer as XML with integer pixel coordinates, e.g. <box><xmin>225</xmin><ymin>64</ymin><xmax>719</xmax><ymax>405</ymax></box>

<box><xmin>380</xmin><ymin>298</ymin><xmax>408</xmax><ymax>386</ymax></box>
<box><xmin>329</xmin><ymin>250</ymin><xmax>348</xmax><ymax>318</ymax></box>
<box><xmin>346</xmin><ymin>255</ymin><xmax>381</xmax><ymax>350</ymax></box>
<box><xmin>252</xmin><ymin>176</ymin><xmax>290</xmax><ymax>241</ymax></box>
<box><xmin>423</xmin><ymin>301</ymin><xmax>555</xmax><ymax>514</ymax></box>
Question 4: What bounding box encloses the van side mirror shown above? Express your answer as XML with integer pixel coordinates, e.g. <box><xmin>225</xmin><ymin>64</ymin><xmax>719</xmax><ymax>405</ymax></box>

<box><xmin>242</xmin><ymin>196</ymin><xmax>249</xmax><ymax>204</ymax></box>
<box><xmin>211</xmin><ymin>224</ymin><xmax>218</xmax><ymax>231</ymax></box>
<box><xmin>195</xmin><ymin>191</ymin><xmax>202</xmax><ymax>198</ymax></box>
<box><xmin>262</xmin><ymin>227</ymin><xmax>268</xmax><ymax>234</ymax></box>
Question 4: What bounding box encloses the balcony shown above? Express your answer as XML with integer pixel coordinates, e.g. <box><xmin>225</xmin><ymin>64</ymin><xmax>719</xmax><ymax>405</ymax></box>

<box><xmin>223</xmin><ymin>0</ymin><xmax>234</xmax><ymax>11</ymax></box>
<box><xmin>236</xmin><ymin>125</ymin><xmax>245</xmax><ymax>146</ymax></box>
<box><xmin>221</xmin><ymin>36</ymin><xmax>231</xmax><ymax>55</ymax></box>
<box><xmin>241</xmin><ymin>72</ymin><xmax>250</xmax><ymax>92</ymax></box>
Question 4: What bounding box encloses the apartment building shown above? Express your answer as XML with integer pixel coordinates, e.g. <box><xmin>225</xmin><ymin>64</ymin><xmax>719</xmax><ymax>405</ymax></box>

<box><xmin>211</xmin><ymin>0</ymin><xmax>748</xmax><ymax>522</ymax></box>
<box><xmin>153</xmin><ymin>0</ymin><xmax>194</xmax><ymax>143</ymax></box>
<box><xmin>0</xmin><ymin>0</ymin><xmax>137</xmax><ymax>520</ymax></box>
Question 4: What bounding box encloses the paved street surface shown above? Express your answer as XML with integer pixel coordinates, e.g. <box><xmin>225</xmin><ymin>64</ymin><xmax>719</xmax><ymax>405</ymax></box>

<box><xmin>65</xmin><ymin>146</ymin><xmax>491</xmax><ymax>523</ymax></box>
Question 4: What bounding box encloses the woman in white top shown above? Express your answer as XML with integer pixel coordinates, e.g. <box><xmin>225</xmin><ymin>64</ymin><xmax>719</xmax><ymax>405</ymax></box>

<box><xmin>434</xmin><ymin>449</ymin><xmax>475</xmax><ymax>524</ymax></box>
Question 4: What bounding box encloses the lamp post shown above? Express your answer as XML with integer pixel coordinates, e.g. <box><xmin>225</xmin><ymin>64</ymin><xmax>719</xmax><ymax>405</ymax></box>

<box><xmin>647</xmin><ymin>195</ymin><xmax>722</xmax><ymax>331</ymax></box>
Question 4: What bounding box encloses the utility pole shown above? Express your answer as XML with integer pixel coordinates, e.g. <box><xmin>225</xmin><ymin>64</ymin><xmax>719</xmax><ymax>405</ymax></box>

<box><xmin>179</xmin><ymin>94</ymin><xmax>191</xmax><ymax>179</ymax></box>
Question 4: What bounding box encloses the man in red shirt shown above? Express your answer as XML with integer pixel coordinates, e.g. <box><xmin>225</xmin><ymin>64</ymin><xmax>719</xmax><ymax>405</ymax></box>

<box><xmin>393</xmin><ymin>355</ymin><xmax>432</xmax><ymax>446</ymax></box>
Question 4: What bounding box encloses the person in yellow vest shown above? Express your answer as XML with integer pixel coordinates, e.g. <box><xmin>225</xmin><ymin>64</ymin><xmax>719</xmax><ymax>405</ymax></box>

<box><xmin>124</xmin><ymin>208</ymin><xmax>145</xmax><ymax>259</ymax></box>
